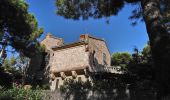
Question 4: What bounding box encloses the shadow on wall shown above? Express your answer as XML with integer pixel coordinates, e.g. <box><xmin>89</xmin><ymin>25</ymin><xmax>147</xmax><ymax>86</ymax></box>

<box><xmin>44</xmin><ymin>76</ymin><xmax>160</xmax><ymax>100</ymax></box>
<box><xmin>89</xmin><ymin>52</ymin><xmax>108</xmax><ymax>73</ymax></box>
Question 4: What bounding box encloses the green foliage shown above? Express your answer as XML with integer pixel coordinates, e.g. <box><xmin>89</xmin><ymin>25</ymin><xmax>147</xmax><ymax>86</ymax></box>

<box><xmin>60</xmin><ymin>79</ymin><xmax>124</xmax><ymax>100</ymax></box>
<box><xmin>111</xmin><ymin>52</ymin><xmax>132</xmax><ymax>71</ymax></box>
<box><xmin>60</xmin><ymin>78</ymin><xmax>126</xmax><ymax>92</ymax></box>
<box><xmin>0</xmin><ymin>0</ymin><xmax>44</xmax><ymax>57</ymax></box>
<box><xmin>141</xmin><ymin>44</ymin><xmax>152</xmax><ymax>64</ymax></box>
<box><xmin>0</xmin><ymin>84</ymin><xmax>43</xmax><ymax>100</ymax></box>
<box><xmin>0</xmin><ymin>55</ymin><xmax>30</xmax><ymax>88</ymax></box>
<box><xmin>110</xmin><ymin>45</ymin><xmax>153</xmax><ymax>82</ymax></box>
<box><xmin>128</xmin><ymin>46</ymin><xmax>153</xmax><ymax>81</ymax></box>
<box><xmin>60</xmin><ymin>79</ymin><xmax>91</xmax><ymax>92</ymax></box>
<box><xmin>56</xmin><ymin>0</ymin><xmax>124</xmax><ymax>20</ymax></box>
<box><xmin>10</xmin><ymin>56</ymin><xmax>17</xmax><ymax>67</ymax></box>
<box><xmin>2</xmin><ymin>56</ymin><xmax>17</xmax><ymax>73</ymax></box>
<box><xmin>36</xmin><ymin>43</ymin><xmax>46</xmax><ymax>53</ymax></box>
<box><xmin>40</xmin><ymin>84</ymin><xmax>50</xmax><ymax>90</ymax></box>
<box><xmin>55</xmin><ymin>0</ymin><xmax>169</xmax><ymax>23</ymax></box>
<box><xmin>3</xmin><ymin>58</ymin><xmax>11</xmax><ymax>71</ymax></box>
<box><xmin>142</xmin><ymin>45</ymin><xmax>150</xmax><ymax>57</ymax></box>
<box><xmin>15</xmin><ymin>55</ymin><xmax>30</xmax><ymax>74</ymax></box>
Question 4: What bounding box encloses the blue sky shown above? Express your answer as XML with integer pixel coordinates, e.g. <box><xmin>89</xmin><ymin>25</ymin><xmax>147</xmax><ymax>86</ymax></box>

<box><xmin>26</xmin><ymin>0</ymin><xmax>148</xmax><ymax>54</ymax></box>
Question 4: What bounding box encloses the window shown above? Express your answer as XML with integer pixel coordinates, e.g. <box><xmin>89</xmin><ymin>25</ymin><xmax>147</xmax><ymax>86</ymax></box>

<box><xmin>92</xmin><ymin>51</ymin><xmax>96</xmax><ymax>66</ymax></box>
<box><xmin>103</xmin><ymin>53</ymin><xmax>107</xmax><ymax>65</ymax></box>
<box><xmin>56</xmin><ymin>79</ymin><xmax>59</xmax><ymax>89</ymax></box>
<box><xmin>78</xmin><ymin>77</ymin><xmax>82</xmax><ymax>82</ymax></box>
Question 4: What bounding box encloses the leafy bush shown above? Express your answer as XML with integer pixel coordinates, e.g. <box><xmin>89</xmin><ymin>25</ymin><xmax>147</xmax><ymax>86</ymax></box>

<box><xmin>0</xmin><ymin>84</ymin><xmax>43</xmax><ymax>100</ymax></box>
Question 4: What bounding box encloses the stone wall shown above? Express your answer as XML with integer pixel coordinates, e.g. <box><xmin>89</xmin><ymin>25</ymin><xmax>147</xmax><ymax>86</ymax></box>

<box><xmin>40</xmin><ymin>33</ymin><xmax>63</xmax><ymax>51</ymax></box>
<box><xmin>88</xmin><ymin>37</ymin><xmax>111</xmax><ymax>66</ymax></box>
<box><xmin>27</xmin><ymin>33</ymin><xmax>63</xmax><ymax>84</ymax></box>
<box><xmin>50</xmin><ymin>45</ymin><xmax>89</xmax><ymax>73</ymax></box>
<box><xmin>43</xmin><ymin>89</ymin><xmax>157</xmax><ymax>100</ymax></box>
<box><xmin>87</xmin><ymin>36</ymin><xmax>111</xmax><ymax>72</ymax></box>
<box><xmin>50</xmin><ymin>75</ymin><xmax>89</xmax><ymax>91</ymax></box>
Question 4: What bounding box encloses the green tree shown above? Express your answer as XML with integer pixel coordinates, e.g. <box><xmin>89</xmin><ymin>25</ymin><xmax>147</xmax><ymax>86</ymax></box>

<box><xmin>111</xmin><ymin>52</ymin><xmax>132</xmax><ymax>71</ymax></box>
<box><xmin>0</xmin><ymin>0</ymin><xmax>44</xmax><ymax>57</ymax></box>
<box><xmin>129</xmin><ymin>47</ymin><xmax>153</xmax><ymax>79</ymax></box>
<box><xmin>0</xmin><ymin>84</ymin><xmax>43</xmax><ymax>100</ymax></box>
<box><xmin>2</xmin><ymin>56</ymin><xmax>17</xmax><ymax>73</ymax></box>
<box><xmin>3</xmin><ymin>58</ymin><xmax>11</xmax><ymax>72</ymax></box>
<box><xmin>15</xmin><ymin>55</ymin><xmax>30</xmax><ymax>84</ymax></box>
<box><xmin>141</xmin><ymin>43</ymin><xmax>152</xmax><ymax>64</ymax></box>
<box><xmin>10</xmin><ymin>56</ymin><xmax>16</xmax><ymax>67</ymax></box>
<box><xmin>0</xmin><ymin>57</ymin><xmax>17</xmax><ymax>88</ymax></box>
<box><xmin>1</xmin><ymin>55</ymin><xmax>31</xmax><ymax>86</ymax></box>
<box><xmin>55</xmin><ymin>0</ymin><xmax>170</xmax><ymax>98</ymax></box>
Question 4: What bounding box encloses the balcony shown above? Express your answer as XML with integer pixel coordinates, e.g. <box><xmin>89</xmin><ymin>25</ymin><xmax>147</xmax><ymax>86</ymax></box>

<box><xmin>103</xmin><ymin>66</ymin><xmax>123</xmax><ymax>74</ymax></box>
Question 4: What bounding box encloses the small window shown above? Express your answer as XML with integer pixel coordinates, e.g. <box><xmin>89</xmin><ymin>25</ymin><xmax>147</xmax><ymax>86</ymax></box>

<box><xmin>56</xmin><ymin>79</ymin><xmax>59</xmax><ymax>89</ymax></box>
<box><xmin>92</xmin><ymin>51</ymin><xmax>96</xmax><ymax>66</ymax></box>
<box><xmin>103</xmin><ymin>53</ymin><xmax>107</xmax><ymax>65</ymax></box>
<box><xmin>52</xmin><ymin>53</ymin><xmax>54</xmax><ymax>56</ymax></box>
<box><xmin>78</xmin><ymin>77</ymin><xmax>82</xmax><ymax>82</ymax></box>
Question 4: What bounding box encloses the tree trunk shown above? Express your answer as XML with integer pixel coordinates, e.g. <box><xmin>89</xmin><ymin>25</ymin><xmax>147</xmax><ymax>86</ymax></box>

<box><xmin>141</xmin><ymin>0</ymin><xmax>170</xmax><ymax>99</ymax></box>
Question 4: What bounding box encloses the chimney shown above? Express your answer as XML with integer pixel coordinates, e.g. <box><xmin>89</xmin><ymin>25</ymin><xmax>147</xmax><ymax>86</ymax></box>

<box><xmin>80</xmin><ymin>34</ymin><xmax>89</xmax><ymax>42</ymax></box>
<box><xmin>46</xmin><ymin>33</ymin><xmax>53</xmax><ymax>38</ymax></box>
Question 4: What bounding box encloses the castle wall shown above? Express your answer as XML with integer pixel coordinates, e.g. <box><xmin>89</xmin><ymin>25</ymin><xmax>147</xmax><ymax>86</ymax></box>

<box><xmin>28</xmin><ymin>34</ymin><xmax>114</xmax><ymax>89</ymax></box>
<box><xmin>87</xmin><ymin>36</ymin><xmax>111</xmax><ymax>72</ymax></box>
<box><xmin>40</xmin><ymin>34</ymin><xmax>63</xmax><ymax>51</ymax></box>
<box><xmin>50</xmin><ymin>44</ymin><xmax>89</xmax><ymax>73</ymax></box>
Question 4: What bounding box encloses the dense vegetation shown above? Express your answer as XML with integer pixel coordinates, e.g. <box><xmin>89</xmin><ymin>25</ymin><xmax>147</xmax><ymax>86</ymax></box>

<box><xmin>0</xmin><ymin>0</ymin><xmax>44</xmax><ymax>58</ymax></box>
<box><xmin>0</xmin><ymin>0</ymin><xmax>45</xmax><ymax>99</ymax></box>
<box><xmin>0</xmin><ymin>84</ymin><xmax>42</xmax><ymax>100</ymax></box>
<box><xmin>111</xmin><ymin>52</ymin><xmax>132</xmax><ymax>71</ymax></box>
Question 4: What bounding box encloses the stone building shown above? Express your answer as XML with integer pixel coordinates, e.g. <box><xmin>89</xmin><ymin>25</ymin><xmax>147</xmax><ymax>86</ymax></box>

<box><xmin>29</xmin><ymin>33</ymin><xmax>120</xmax><ymax>91</ymax></box>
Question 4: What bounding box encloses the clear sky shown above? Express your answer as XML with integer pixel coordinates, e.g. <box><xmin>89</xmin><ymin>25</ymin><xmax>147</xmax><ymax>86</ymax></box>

<box><xmin>26</xmin><ymin>0</ymin><xmax>149</xmax><ymax>54</ymax></box>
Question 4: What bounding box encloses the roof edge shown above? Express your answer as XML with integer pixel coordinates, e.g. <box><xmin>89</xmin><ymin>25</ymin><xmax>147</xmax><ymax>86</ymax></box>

<box><xmin>40</xmin><ymin>33</ymin><xmax>63</xmax><ymax>43</ymax></box>
<box><xmin>52</xmin><ymin>41</ymin><xmax>88</xmax><ymax>51</ymax></box>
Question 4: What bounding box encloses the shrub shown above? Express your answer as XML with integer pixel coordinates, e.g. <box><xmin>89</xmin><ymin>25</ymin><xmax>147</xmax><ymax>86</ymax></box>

<box><xmin>0</xmin><ymin>84</ymin><xmax>43</xmax><ymax>100</ymax></box>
